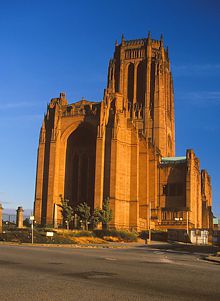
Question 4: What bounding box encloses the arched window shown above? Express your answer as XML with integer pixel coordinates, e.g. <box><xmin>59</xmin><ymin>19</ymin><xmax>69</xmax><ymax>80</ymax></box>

<box><xmin>136</xmin><ymin>62</ymin><xmax>145</xmax><ymax>106</ymax></box>
<box><xmin>127</xmin><ymin>63</ymin><xmax>134</xmax><ymax>106</ymax></box>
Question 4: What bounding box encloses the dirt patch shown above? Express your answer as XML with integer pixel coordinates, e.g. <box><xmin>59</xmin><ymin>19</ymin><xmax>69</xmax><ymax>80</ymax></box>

<box><xmin>69</xmin><ymin>237</ymin><xmax>106</xmax><ymax>244</ymax></box>
<box><xmin>103</xmin><ymin>236</ymin><xmax>120</xmax><ymax>242</ymax></box>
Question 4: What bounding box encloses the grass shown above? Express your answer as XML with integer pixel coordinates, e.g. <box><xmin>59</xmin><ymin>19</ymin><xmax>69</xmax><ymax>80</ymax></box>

<box><xmin>0</xmin><ymin>228</ymin><xmax>74</xmax><ymax>244</ymax></box>
<box><xmin>0</xmin><ymin>228</ymin><xmax>138</xmax><ymax>244</ymax></box>
<box><xmin>94</xmin><ymin>229</ymin><xmax>138</xmax><ymax>242</ymax></box>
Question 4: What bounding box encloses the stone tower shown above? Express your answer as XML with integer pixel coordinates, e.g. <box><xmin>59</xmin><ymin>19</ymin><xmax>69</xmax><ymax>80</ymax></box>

<box><xmin>106</xmin><ymin>33</ymin><xmax>175</xmax><ymax>157</ymax></box>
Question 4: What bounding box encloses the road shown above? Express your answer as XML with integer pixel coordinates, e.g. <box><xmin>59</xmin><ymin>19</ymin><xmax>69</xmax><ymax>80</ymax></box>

<box><xmin>0</xmin><ymin>244</ymin><xmax>219</xmax><ymax>301</ymax></box>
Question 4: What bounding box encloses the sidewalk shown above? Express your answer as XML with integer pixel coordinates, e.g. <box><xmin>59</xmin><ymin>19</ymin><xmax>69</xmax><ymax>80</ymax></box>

<box><xmin>140</xmin><ymin>241</ymin><xmax>220</xmax><ymax>255</ymax></box>
<box><xmin>203</xmin><ymin>254</ymin><xmax>220</xmax><ymax>264</ymax></box>
<box><xmin>204</xmin><ymin>252</ymin><xmax>220</xmax><ymax>264</ymax></box>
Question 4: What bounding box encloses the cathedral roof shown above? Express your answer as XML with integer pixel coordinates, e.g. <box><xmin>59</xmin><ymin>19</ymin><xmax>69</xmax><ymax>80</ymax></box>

<box><xmin>161</xmin><ymin>157</ymin><xmax>186</xmax><ymax>164</ymax></box>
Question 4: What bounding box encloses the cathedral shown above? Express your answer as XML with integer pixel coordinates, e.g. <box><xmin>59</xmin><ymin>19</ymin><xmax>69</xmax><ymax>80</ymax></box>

<box><xmin>34</xmin><ymin>34</ymin><xmax>213</xmax><ymax>231</ymax></box>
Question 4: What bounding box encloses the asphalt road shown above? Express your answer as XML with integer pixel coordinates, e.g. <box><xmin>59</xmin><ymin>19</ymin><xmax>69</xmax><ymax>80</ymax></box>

<box><xmin>0</xmin><ymin>244</ymin><xmax>219</xmax><ymax>301</ymax></box>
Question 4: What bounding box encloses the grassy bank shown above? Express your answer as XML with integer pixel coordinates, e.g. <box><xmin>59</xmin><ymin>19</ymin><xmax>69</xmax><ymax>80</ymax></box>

<box><xmin>0</xmin><ymin>228</ymin><xmax>138</xmax><ymax>244</ymax></box>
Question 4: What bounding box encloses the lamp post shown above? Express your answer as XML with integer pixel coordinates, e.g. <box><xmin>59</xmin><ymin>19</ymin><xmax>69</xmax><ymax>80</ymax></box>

<box><xmin>186</xmin><ymin>211</ymin><xmax>189</xmax><ymax>236</ymax></box>
<box><xmin>30</xmin><ymin>215</ymin><xmax>34</xmax><ymax>244</ymax></box>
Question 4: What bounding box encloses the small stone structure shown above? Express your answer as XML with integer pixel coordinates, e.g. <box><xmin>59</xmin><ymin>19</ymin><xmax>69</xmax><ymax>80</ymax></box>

<box><xmin>16</xmin><ymin>206</ymin><xmax>24</xmax><ymax>229</ymax></box>
<box><xmin>0</xmin><ymin>204</ymin><xmax>3</xmax><ymax>233</ymax></box>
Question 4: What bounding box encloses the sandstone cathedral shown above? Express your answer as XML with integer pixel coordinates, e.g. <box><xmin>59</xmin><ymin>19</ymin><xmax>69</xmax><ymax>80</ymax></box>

<box><xmin>34</xmin><ymin>34</ymin><xmax>213</xmax><ymax>231</ymax></box>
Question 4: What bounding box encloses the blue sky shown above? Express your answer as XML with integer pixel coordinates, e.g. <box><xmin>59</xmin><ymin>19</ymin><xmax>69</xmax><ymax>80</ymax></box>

<box><xmin>0</xmin><ymin>0</ymin><xmax>220</xmax><ymax>216</ymax></box>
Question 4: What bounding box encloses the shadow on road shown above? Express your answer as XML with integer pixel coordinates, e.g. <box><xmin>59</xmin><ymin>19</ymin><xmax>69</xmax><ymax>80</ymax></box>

<box><xmin>137</xmin><ymin>241</ymin><xmax>220</xmax><ymax>255</ymax></box>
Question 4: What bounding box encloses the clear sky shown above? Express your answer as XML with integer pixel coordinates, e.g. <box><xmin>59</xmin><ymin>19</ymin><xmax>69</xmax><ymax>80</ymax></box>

<box><xmin>0</xmin><ymin>0</ymin><xmax>220</xmax><ymax>216</ymax></box>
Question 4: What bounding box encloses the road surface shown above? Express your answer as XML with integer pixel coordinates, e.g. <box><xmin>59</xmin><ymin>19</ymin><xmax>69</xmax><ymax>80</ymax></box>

<box><xmin>0</xmin><ymin>244</ymin><xmax>219</xmax><ymax>301</ymax></box>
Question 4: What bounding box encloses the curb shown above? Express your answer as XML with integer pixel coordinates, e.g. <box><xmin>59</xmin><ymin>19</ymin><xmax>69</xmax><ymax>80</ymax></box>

<box><xmin>0</xmin><ymin>241</ymin><xmax>134</xmax><ymax>249</ymax></box>
<box><xmin>202</xmin><ymin>256</ymin><xmax>220</xmax><ymax>264</ymax></box>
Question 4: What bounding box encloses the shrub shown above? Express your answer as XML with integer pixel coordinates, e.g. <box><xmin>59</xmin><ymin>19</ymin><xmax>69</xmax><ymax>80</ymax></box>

<box><xmin>99</xmin><ymin>197</ymin><xmax>113</xmax><ymax>229</ymax></box>
<box><xmin>90</xmin><ymin>208</ymin><xmax>102</xmax><ymax>229</ymax></box>
<box><xmin>23</xmin><ymin>218</ymin><xmax>31</xmax><ymax>227</ymax></box>
<box><xmin>75</xmin><ymin>202</ymin><xmax>91</xmax><ymax>230</ymax></box>
<box><xmin>139</xmin><ymin>230</ymin><xmax>148</xmax><ymax>240</ymax></box>
<box><xmin>58</xmin><ymin>195</ymin><xmax>73</xmax><ymax>230</ymax></box>
<box><xmin>68</xmin><ymin>230</ymin><xmax>94</xmax><ymax>237</ymax></box>
<box><xmin>93</xmin><ymin>229</ymin><xmax>138</xmax><ymax>242</ymax></box>
<box><xmin>44</xmin><ymin>227</ymin><xmax>54</xmax><ymax>232</ymax></box>
<box><xmin>139</xmin><ymin>230</ymin><xmax>168</xmax><ymax>242</ymax></box>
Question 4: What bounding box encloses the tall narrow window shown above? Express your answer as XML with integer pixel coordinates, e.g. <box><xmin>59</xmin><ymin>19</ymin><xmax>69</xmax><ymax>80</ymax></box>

<box><xmin>127</xmin><ymin>63</ymin><xmax>134</xmax><ymax>106</ymax></box>
<box><xmin>136</xmin><ymin>62</ymin><xmax>145</xmax><ymax>106</ymax></box>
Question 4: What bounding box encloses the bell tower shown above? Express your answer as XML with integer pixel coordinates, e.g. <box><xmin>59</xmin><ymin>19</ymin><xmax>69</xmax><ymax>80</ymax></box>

<box><xmin>106</xmin><ymin>33</ymin><xmax>175</xmax><ymax>157</ymax></box>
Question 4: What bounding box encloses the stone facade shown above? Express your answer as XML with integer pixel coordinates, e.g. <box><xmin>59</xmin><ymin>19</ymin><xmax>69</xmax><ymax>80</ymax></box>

<box><xmin>34</xmin><ymin>34</ymin><xmax>213</xmax><ymax>231</ymax></box>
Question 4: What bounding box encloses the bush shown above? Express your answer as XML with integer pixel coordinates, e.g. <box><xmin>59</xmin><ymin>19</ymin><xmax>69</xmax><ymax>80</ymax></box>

<box><xmin>23</xmin><ymin>218</ymin><xmax>31</xmax><ymax>227</ymax></box>
<box><xmin>75</xmin><ymin>202</ymin><xmax>91</xmax><ymax>230</ymax></box>
<box><xmin>65</xmin><ymin>230</ymin><xmax>94</xmax><ymax>237</ymax></box>
<box><xmin>139</xmin><ymin>230</ymin><xmax>168</xmax><ymax>242</ymax></box>
<box><xmin>44</xmin><ymin>227</ymin><xmax>54</xmax><ymax>232</ymax></box>
<box><xmin>93</xmin><ymin>229</ymin><xmax>138</xmax><ymax>242</ymax></box>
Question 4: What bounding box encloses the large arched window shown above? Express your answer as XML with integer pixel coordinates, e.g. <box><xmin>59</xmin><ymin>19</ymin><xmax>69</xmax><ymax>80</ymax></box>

<box><xmin>136</xmin><ymin>62</ymin><xmax>145</xmax><ymax>106</ymax></box>
<box><xmin>127</xmin><ymin>63</ymin><xmax>134</xmax><ymax>106</ymax></box>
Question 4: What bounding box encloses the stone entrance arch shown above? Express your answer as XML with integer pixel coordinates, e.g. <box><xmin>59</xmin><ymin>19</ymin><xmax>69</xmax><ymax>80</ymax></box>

<box><xmin>64</xmin><ymin>124</ymin><xmax>97</xmax><ymax>209</ymax></box>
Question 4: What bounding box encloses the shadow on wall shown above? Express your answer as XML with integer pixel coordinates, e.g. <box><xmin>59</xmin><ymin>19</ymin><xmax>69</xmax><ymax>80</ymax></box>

<box><xmin>164</xmin><ymin>164</ymin><xmax>187</xmax><ymax>209</ymax></box>
<box><xmin>64</xmin><ymin>123</ymin><xmax>97</xmax><ymax>210</ymax></box>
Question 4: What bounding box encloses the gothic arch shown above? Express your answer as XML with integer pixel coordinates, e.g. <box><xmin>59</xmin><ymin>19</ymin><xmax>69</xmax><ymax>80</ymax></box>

<box><xmin>64</xmin><ymin>123</ymin><xmax>97</xmax><ymax>209</ymax></box>
<box><xmin>60</xmin><ymin>121</ymin><xmax>83</xmax><ymax>144</ymax></box>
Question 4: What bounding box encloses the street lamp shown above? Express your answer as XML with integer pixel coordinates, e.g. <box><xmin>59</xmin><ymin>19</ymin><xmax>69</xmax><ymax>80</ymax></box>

<box><xmin>185</xmin><ymin>208</ymin><xmax>190</xmax><ymax>236</ymax></box>
<box><xmin>30</xmin><ymin>215</ymin><xmax>34</xmax><ymax>244</ymax></box>
<box><xmin>145</xmin><ymin>202</ymin><xmax>152</xmax><ymax>244</ymax></box>
<box><xmin>186</xmin><ymin>211</ymin><xmax>189</xmax><ymax>235</ymax></box>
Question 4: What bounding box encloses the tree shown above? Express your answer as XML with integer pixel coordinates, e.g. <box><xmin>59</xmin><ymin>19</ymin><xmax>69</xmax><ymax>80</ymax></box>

<box><xmin>58</xmin><ymin>195</ymin><xmax>73</xmax><ymax>230</ymax></box>
<box><xmin>90</xmin><ymin>208</ymin><xmax>102</xmax><ymax>229</ymax></box>
<box><xmin>23</xmin><ymin>218</ymin><xmax>31</xmax><ymax>227</ymax></box>
<box><xmin>100</xmin><ymin>197</ymin><xmax>113</xmax><ymax>230</ymax></box>
<box><xmin>75</xmin><ymin>202</ymin><xmax>91</xmax><ymax>230</ymax></box>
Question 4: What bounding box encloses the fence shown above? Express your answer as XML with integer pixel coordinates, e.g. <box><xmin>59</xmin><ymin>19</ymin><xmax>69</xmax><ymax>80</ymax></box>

<box><xmin>2</xmin><ymin>214</ymin><xmax>30</xmax><ymax>229</ymax></box>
